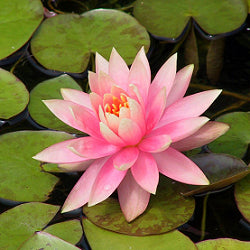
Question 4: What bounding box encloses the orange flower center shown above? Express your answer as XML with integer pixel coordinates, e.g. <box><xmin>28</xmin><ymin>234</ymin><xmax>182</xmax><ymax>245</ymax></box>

<box><xmin>104</xmin><ymin>94</ymin><xmax>129</xmax><ymax>117</ymax></box>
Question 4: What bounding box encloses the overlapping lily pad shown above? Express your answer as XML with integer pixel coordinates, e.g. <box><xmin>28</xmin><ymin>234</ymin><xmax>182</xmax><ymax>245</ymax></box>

<box><xmin>235</xmin><ymin>173</ymin><xmax>250</xmax><ymax>223</ymax></box>
<box><xmin>31</xmin><ymin>9</ymin><xmax>150</xmax><ymax>73</ymax></box>
<box><xmin>0</xmin><ymin>68</ymin><xmax>29</xmax><ymax>119</ymax></box>
<box><xmin>0</xmin><ymin>0</ymin><xmax>44</xmax><ymax>60</ymax></box>
<box><xmin>196</xmin><ymin>238</ymin><xmax>250</xmax><ymax>249</ymax></box>
<box><xmin>0</xmin><ymin>130</ymin><xmax>75</xmax><ymax>201</ymax></box>
<box><xmin>83</xmin><ymin>218</ymin><xmax>197</xmax><ymax>250</ymax></box>
<box><xmin>173</xmin><ymin>153</ymin><xmax>250</xmax><ymax>196</ymax></box>
<box><xmin>209</xmin><ymin>112</ymin><xmax>250</xmax><ymax>158</ymax></box>
<box><xmin>133</xmin><ymin>0</ymin><xmax>248</xmax><ymax>39</ymax></box>
<box><xmin>83</xmin><ymin>177</ymin><xmax>195</xmax><ymax>236</ymax></box>
<box><xmin>28</xmin><ymin>74</ymin><xmax>82</xmax><ymax>133</ymax></box>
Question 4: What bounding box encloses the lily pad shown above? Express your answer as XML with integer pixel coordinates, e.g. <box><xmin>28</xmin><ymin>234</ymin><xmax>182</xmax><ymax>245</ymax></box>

<box><xmin>19</xmin><ymin>231</ymin><xmax>80</xmax><ymax>250</ymax></box>
<box><xmin>173</xmin><ymin>153</ymin><xmax>250</xmax><ymax>196</ymax></box>
<box><xmin>133</xmin><ymin>0</ymin><xmax>248</xmax><ymax>39</ymax></box>
<box><xmin>0</xmin><ymin>0</ymin><xmax>44</xmax><ymax>60</ymax></box>
<box><xmin>0</xmin><ymin>68</ymin><xmax>29</xmax><ymax>119</ymax></box>
<box><xmin>0</xmin><ymin>202</ymin><xmax>59</xmax><ymax>250</ymax></box>
<box><xmin>44</xmin><ymin>220</ymin><xmax>82</xmax><ymax>244</ymax></box>
<box><xmin>83</xmin><ymin>176</ymin><xmax>195</xmax><ymax>236</ymax></box>
<box><xmin>83</xmin><ymin>218</ymin><xmax>197</xmax><ymax>250</ymax></box>
<box><xmin>209</xmin><ymin>112</ymin><xmax>250</xmax><ymax>158</ymax></box>
<box><xmin>235</xmin><ymin>173</ymin><xmax>250</xmax><ymax>223</ymax></box>
<box><xmin>28</xmin><ymin>74</ymin><xmax>82</xmax><ymax>133</ymax></box>
<box><xmin>196</xmin><ymin>238</ymin><xmax>250</xmax><ymax>249</ymax></box>
<box><xmin>30</xmin><ymin>9</ymin><xmax>150</xmax><ymax>73</ymax></box>
<box><xmin>0</xmin><ymin>130</ymin><xmax>74</xmax><ymax>201</ymax></box>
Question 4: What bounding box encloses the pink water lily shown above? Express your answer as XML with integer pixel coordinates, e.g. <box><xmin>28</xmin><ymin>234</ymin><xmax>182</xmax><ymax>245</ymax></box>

<box><xmin>33</xmin><ymin>47</ymin><xmax>229</xmax><ymax>222</ymax></box>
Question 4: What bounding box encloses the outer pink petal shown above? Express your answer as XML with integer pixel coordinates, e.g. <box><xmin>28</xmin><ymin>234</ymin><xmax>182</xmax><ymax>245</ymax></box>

<box><xmin>165</xmin><ymin>64</ymin><xmax>194</xmax><ymax>107</ymax></box>
<box><xmin>150</xmin><ymin>117</ymin><xmax>209</xmax><ymax>142</ymax></box>
<box><xmin>100</xmin><ymin>122</ymin><xmax>125</xmax><ymax>146</ymax></box>
<box><xmin>58</xmin><ymin>160</ymin><xmax>94</xmax><ymax>172</ymax></box>
<box><xmin>68</xmin><ymin>137</ymin><xmax>120</xmax><ymax>159</ymax></box>
<box><xmin>62</xmin><ymin>157</ymin><xmax>108</xmax><ymax>212</ymax></box>
<box><xmin>128</xmin><ymin>84</ymin><xmax>145</xmax><ymax>109</ymax></box>
<box><xmin>118</xmin><ymin>171</ymin><xmax>150</xmax><ymax>222</ymax></box>
<box><xmin>154</xmin><ymin>147</ymin><xmax>209</xmax><ymax>185</ymax></box>
<box><xmin>109</xmin><ymin>48</ymin><xmax>129</xmax><ymax>91</ymax></box>
<box><xmin>171</xmin><ymin>121</ymin><xmax>230</xmax><ymax>151</ymax></box>
<box><xmin>88</xmin><ymin>157</ymin><xmax>127</xmax><ymax>206</ymax></box>
<box><xmin>60</xmin><ymin>88</ymin><xmax>92</xmax><ymax>109</ymax></box>
<box><xmin>113</xmin><ymin>147</ymin><xmax>139</xmax><ymax>171</ymax></box>
<box><xmin>118</xmin><ymin>118</ymin><xmax>143</xmax><ymax>145</ymax></box>
<box><xmin>89</xmin><ymin>92</ymin><xmax>102</xmax><ymax>117</ymax></box>
<box><xmin>95</xmin><ymin>52</ymin><xmax>109</xmax><ymax>74</ymax></box>
<box><xmin>138</xmin><ymin>134</ymin><xmax>172</xmax><ymax>153</ymax></box>
<box><xmin>43</xmin><ymin>99</ymin><xmax>100</xmax><ymax>137</ymax></box>
<box><xmin>97</xmin><ymin>71</ymin><xmax>115</xmax><ymax>97</ymax></box>
<box><xmin>131</xmin><ymin>152</ymin><xmax>159</xmax><ymax>194</ymax></box>
<box><xmin>88</xmin><ymin>71</ymin><xmax>99</xmax><ymax>94</ymax></box>
<box><xmin>33</xmin><ymin>139</ymin><xmax>87</xmax><ymax>163</ymax></box>
<box><xmin>158</xmin><ymin>89</ymin><xmax>222</xmax><ymax>126</ymax></box>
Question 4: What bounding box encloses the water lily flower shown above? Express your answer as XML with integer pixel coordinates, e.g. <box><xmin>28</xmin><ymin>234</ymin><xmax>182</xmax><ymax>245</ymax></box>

<box><xmin>33</xmin><ymin>47</ymin><xmax>229</xmax><ymax>222</ymax></box>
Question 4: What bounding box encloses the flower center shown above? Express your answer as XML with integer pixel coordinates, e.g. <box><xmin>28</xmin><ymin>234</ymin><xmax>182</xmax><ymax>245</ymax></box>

<box><xmin>104</xmin><ymin>94</ymin><xmax>129</xmax><ymax>117</ymax></box>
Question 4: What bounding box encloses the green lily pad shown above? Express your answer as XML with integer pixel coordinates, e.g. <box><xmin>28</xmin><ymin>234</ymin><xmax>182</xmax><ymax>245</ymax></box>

<box><xmin>19</xmin><ymin>231</ymin><xmax>80</xmax><ymax>250</ymax></box>
<box><xmin>0</xmin><ymin>0</ymin><xmax>43</xmax><ymax>60</ymax></box>
<box><xmin>173</xmin><ymin>153</ymin><xmax>250</xmax><ymax>196</ymax></box>
<box><xmin>0</xmin><ymin>68</ymin><xmax>29</xmax><ymax>119</ymax></box>
<box><xmin>196</xmin><ymin>238</ymin><xmax>250</xmax><ymax>249</ymax></box>
<box><xmin>28</xmin><ymin>74</ymin><xmax>82</xmax><ymax>133</ymax></box>
<box><xmin>0</xmin><ymin>202</ymin><xmax>59</xmax><ymax>250</ymax></box>
<box><xmin>44</xmin><ymin>220</ymin><xmax>82</xmax><ymax>244</ymax></box>
<box><xmin>30</xmin><ymin>9</ymin><xmax>150</xmax><ymax>73</ymax></box>
<box><xmin>0</xmin><ymin>130</ymin><xmax>74</xmax><ymax>201</ymax></box>
<box><xmin>133</xmin><ymin>0</ymin><xmax>248</xmax><ymax>39</ymax></box>
<box><xmin>209</xmin><ymin>112</ymin><xmax>250</xmax><ymax>158</ymax></box>
<box><xmin>83</xmin><ymin>218</ymin><xmax>197</xmax><ymax>250</ymax></box>
<box><xmin>83</xmin><ymin>176</ymin><xmax>195</xmax><ymax>236</ymax></box>
<box><xmin>235</xmin><ymin>173</ymin><xmax>250</xmax><ymax>223</ymax></box>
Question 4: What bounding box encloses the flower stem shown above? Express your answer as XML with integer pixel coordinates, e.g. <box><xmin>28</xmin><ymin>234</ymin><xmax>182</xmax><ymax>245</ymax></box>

<box><xmin>200</xmin><ymin>193</ymin><xmax>209</xmax><ymax>241</ymax></box>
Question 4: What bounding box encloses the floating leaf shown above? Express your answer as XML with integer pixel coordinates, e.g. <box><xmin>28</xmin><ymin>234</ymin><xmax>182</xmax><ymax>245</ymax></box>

<box><xmin>0</xmin><ymin>0</ymin><xmax>43</xmax><ymax>60</ymax></box>
<box><xmin>0</xmin><ymin>130</ymin><xmax>74</xmax><ymax>201</ymax></box>
<box><xmin>0</xmin><ymin>68</ymin><xmax>29</xmax><ymax>119</ymax></box>
<box><xmin>209</xmin><ymin>112</ymin><xmax>250</xmax><ymax>158</ymax></box>
<box><xmin>173</xmin><ymin>153</ymin><xmax>250</xmax><ymax>196</ymax></box>
<box><xmin>235</xmin><ymin>173</ymin><xmax>250</xmax><ymax>223</ymax></box>
<box><xmin>28</xmin><ymin>74</ymin><xmax>82</xmax><ymax>133</ymax></box>
<box><xmin>83</xmin><ymin>218</ymin><xmax>197</xmax><ymax>250</ymax></box>
<box><xmin>31</xmin><ymin>9</ymin><xmax>150</xmax><ymax>73</ymax></box>
<box><xmin>83</xmin><ymin>177</ymin><xmax>194</xmax><ymax>236</ymax></box>
<box><xmin>196</xmin><ymin>238</ymin><xmax>250</xmax><ymax>249</ymax></box>
<box><xmin>44</xmin><ymin>220</ymin><xmax>82</xmax><ymax>244</ymax></box>
<box><xmin>0</xmin><ymin>202</ymin><xmax>59</xmax><ymax>250</ymax></box>
<box><xmin>133</xmin><ymin>0</ymin><xmax>248</xmax><ymax>39</ymax></box>
<box><xmin>19</xmin><ymin>231</ymin><xmax>80</xmax><ymax>250</ymax></box>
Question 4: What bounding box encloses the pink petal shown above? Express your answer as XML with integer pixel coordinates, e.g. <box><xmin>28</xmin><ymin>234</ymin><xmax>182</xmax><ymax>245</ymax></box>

<box><xmin>62</xmin><ymin>157</ymin><xmax>108</xmax><ymax>212</ymax></box>
<box><xmin>165</xmin><ymin>64</ymin><xmax>194</xmax><ymax>107</ymax></box>
<box><xmin>158</xmin><ymin>89</ymin><xmax>222</xmax><ymax>126</ymax></box>
<box><xmin>128</xmin><ymin>83</ymin><xmax>145</xmax><ymax>109</ymax></box>
<box><xmin>89</xmin><ymin>92</ymin><xmax>102</xmax><ymax>117</ymax></box>
<box><xmin>58</xmin><ymin>160</ymin><xmax>94</xmax><ymax>172</ymax></box>
<box><xmin>113</xmin><ymin>147</ymin><xmax>139</xmax><ymax>171</ymax></box>
<box><xmin>118</xmin><ymin>171</ymin><xmax>150</xmax><ymax>222</ymax></box>
<box><xmin>98</xmin><ymin>105</ymin><xmax>107</xmax><ymax>124</ymax></box>
<box><xmin>146</xmin><ymin>87</ymin><xmax>166</xmax><ymax>132</ymax></box>
<box><xmin>150</xmin><ymin>117</ymin><xmax>210</xmax><ymax>142</ymax></box>
<box><xmin>100</xmin><ymin>122</ymin><xmax>125</xmax><ymax>146</ymax></box>
<box><xmin>33</xmin><ymin>139</ymin><xmax>87</xmax><ymax>163</ymax></box>
<box><xmin>60</xmin><ymin>88</ymin><xmax>92</xmax><ymax>109</ymax></box>
<box><xmin>118</xmin><ymin>118</ymin><xmax>143</xmax><ymax>145</ymax></box>
<box><xmin>88</xmin><ymin>157</ymin><xmax>127</xmax><ymax>206</ymax></box>
<box><xmin>105</xmin><ymin>113</ymin><xmax>120</xmax><ymax>134</ymax></box>
<box><xmin>171</xmin><ymin>121</ymin><xmax>230</xmax><ymax>151</ymax></box>
<box><xmin>111</xmin><ymin>85</ymin><xmax>129</xmax><ymax>98</ymax></box>
<box><xmin>95</xmin><ymin>52</ymin><xmax>109</xmax><ymax>74</ymax></box>
<box><xmin>109</xmin><ymin>48</ymin><xmax>129</xmax><ymax>91</ymax></box>
<box><xmin>43</xmin><ymin>99</ymin><xmax>100</xmax><ymax>137</ymax></box>
<box><xmin>138</xmin><ymin>134</ymin><xmax>172</xmax><ymax>153</ymax></box>
<box><xmin>88</xmin><ymin>71</ymin><xmax>99</xmax><ymax>94</ymax></box>
<box><xmin>97</xmin><ymin>71</ymin><xmax>115</xmax><ymax>97</ymax></box>
<box><xmin>119</xmin><ymin>107</ymin><xmax>130</xmax><ymax>119</ymax></box>
<box><xmin>131</xmin><ymin>152</ymin><xmax>159</xmax><ymax>194</ymax></box>
<box><xmin>153</xmin><ymin>147</ymin><xmax>209</xmax><ymax>185</ymax></box>
<box><xmin>68</xmin><ymin>137</ymin><xmax>120</xmax><ymax>159</ymax></box>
